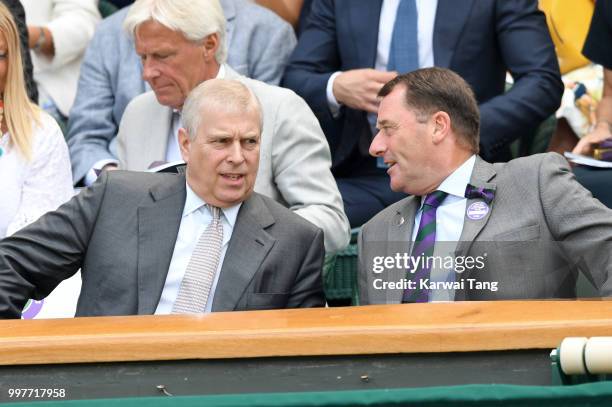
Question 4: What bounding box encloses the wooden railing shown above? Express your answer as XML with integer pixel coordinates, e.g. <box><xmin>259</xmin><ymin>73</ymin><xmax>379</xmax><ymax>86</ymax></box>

<box><xmin>2</xmin><ymin>300</ymin><xmax>612</xmax><ymax>366</ymax></box>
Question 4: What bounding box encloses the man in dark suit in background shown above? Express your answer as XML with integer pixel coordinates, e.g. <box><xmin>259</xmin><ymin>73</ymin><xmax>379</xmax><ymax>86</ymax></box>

<box><xmin>0</xmin><ymin>79</ymin><xmax>325</xmax><ymax>319</ymax></box>
<box><xmin>283</xmin><ymin>0</ymin><xmax>563</xmax><ymax>227</ymax></box>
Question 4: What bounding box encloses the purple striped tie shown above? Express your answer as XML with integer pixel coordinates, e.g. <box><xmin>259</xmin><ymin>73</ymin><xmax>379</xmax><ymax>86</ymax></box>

<box><xmin>403</xmin><ymin>190</ymin><xmax>448</xmax><ymax>303</ymax></box>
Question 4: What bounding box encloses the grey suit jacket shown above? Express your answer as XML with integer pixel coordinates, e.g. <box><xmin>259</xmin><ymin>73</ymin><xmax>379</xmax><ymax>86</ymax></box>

<box><xmin>67</xmin><ymin>0</ymin><xmax>297</xmax><ymax>184</ymax></box>
<box><xmin>116</xmin><ymin>65</ymin><xmax>350</xmax><ymax>253</ymax></box>
<box><xmin>358</xmin><ymin>153</ymin><xmax>612</xmax><ymax>303</ymax></box>
<box><xmin>0</xmin><ymin>171</ymin><xmax>325</xmax><ymax>318</ymax></box>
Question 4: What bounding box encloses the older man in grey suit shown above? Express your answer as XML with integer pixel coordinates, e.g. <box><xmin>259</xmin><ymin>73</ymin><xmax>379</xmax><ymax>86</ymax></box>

<box><xmin>114</xmin><ymin>0</ymin><xmax>350</xmax><ymax>253</ymax></box>
<box><xmin>67</xmin><ymin>0</ymin><xmax>296</xmax><ymax>186</ymax></box>
<box><xmin>0</xmin><ymin>79</ymin><xmax>325</xmax><ymax>319</ymax></box>
<box><xmin>359</xmin><ymin>68</ymin><xmax>612</xmax><ymax>304</ymax></box>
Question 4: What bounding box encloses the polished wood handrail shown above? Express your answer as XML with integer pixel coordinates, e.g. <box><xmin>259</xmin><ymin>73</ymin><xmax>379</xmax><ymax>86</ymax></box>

<box><xmin>1</xmin><ymin>300</ymin><xmax>612</xmax><ymax>365</ymax></box>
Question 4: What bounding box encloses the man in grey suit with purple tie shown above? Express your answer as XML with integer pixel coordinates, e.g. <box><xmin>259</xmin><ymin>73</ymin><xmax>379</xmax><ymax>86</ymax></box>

<box><xmin>358</xmin><ymin>68</ymin><xmax>612</xmax><ymax>304</ymax></box>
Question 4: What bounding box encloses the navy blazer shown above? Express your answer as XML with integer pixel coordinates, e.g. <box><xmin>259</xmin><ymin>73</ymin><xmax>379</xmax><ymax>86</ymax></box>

<box><xmin>283</xmin><ymin>0</ymin><xmax>563</xmax><ymax>168</ymax></box>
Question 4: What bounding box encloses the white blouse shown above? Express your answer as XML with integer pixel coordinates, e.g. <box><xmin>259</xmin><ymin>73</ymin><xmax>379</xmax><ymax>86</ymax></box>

<box><xmin>0</xmin><ymin>112</ymin><xmax>74</xmax><ymax>237</ymax></box>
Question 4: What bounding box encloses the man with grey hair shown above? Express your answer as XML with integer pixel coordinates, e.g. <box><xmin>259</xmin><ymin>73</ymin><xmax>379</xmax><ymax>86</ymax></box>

<box><xmin>0</xmin><ymin>78</ymin><xmax>326</xmax><ymax>319</ymax></box>
<box><xmin>67</xmin><ymin>0</ymin><xmax>296</xmax><ymax>187</ymax></box>
<box><xmin>114</xmin><ymin>0</ymin><xmax>350</xmax><ymax>253</ymax></box>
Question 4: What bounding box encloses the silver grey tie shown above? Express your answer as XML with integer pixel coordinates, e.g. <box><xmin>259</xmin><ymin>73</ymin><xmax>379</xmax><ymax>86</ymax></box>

<box><xmin>172</xmin><ymin>205</ymin><xmax>223</xmax><ymax>314</ymax></box>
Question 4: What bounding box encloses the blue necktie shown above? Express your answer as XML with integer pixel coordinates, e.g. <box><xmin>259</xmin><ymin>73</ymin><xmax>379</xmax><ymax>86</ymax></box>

<box><xmin>376</xmin><ymin>0</ymin><xmax>419</xmax><ymax>169</ymax></box>
<box><xmin>388</xmin><ymin>0</ymin><xmax>419</xmax><ymax>74</ymax></box>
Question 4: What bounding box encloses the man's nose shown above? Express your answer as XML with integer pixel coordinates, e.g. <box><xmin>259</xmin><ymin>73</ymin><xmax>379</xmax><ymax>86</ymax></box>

<box><xmin>142</xmin><ymin>58</ymin><xmax>159</xmax><ymax>82</ymax></box>
<box><xmin>226</xmin><ymin>141</ymin><xmax>246</xmax><ymax>164</ymax></box>
<box><xmin>369</xmin><ymin>130</ymin><xmax>385</xmax><ymax>157</ymax></box>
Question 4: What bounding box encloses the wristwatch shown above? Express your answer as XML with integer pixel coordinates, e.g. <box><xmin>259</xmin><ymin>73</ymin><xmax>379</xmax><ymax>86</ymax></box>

<box><xmin>33</xmin><ymin>27</ymin><xmax>46</xmax><ymax>52</ymax></box>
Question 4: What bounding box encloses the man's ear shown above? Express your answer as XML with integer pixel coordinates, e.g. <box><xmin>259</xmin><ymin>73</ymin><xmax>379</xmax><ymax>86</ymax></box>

<box><xmin>431</xmin><ymin>111</ymin><xmax>451</xmax><ymax>145</ymax></box>
<box><xmin>202</xmin><ymin>33</ymin><xmax>219</xmax><ymax>61</ymax></box>
<box><xmin>178</xmin><ymin>128</ymin><xmax>191</xmax><ymax>163</ymax></box>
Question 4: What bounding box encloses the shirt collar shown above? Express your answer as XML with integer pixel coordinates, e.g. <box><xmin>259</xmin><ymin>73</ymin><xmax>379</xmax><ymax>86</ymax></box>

<box><xmin>420</xmin><ymin>155</ymin><xmax>476</xmax><ymax>206</ymax></box>
<box><xmin>216</xmin><ymin>64</ymin><xmax>226</xmax><ymax>79</ymax></box>
<box><xmin>183</xmin><ymin>182</ymin><xmax>241</xmax><ymax>228</ymax></box>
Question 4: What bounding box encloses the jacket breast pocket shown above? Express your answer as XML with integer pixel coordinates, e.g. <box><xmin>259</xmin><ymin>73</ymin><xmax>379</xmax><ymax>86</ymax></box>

<box><xmin>493</xmin><ymin>223</ymin><xmax>540</xmax><ymax>244</ymax></box>
<box><xmin>490</xmin><ymin>223</ymin><xmax>542</xmax><ymax>264</ymax></box>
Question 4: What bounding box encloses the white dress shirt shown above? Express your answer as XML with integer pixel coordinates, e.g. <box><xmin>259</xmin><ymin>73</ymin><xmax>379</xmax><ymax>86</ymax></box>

<box><xmin>326</xmin><ymin>0</ymin><xmax>438</xmax><ymax>115</ymax></box>
<box><xmin>155</xmin><ymin>182</ymin><xmax>241</xmax><ymax>314</ymax></box>
<box><xmin>164</xmin><ymin>109</ymin><xmax>183</xmax><ymax>162</ymax></box>
<box><xmin>411</xmin><ymin>155</ymin><xmax>476</xmax><ymax>301</ymax></box>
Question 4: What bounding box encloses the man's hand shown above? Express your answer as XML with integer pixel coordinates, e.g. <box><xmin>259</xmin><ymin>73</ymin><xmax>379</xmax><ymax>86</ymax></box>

<box><xmin>333</xmin><ymin>69</ymin><xmax>398</xmax><ymax>113</ymax></box>
<box><xmin>575</xmin><ymin>68</ymin><xmax>612</xmax><ymax>156</ymax></box>
<box><xmin>572</xmin><ymin>121</ymin><xmax>612</xmax><ymax>156</ymax></box>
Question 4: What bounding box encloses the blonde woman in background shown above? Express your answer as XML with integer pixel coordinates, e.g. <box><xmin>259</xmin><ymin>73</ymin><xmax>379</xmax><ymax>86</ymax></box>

<box><xmin>0</xmin><ymin>2</ymin><xmax>73</xmax><ymax>238</ymax></box>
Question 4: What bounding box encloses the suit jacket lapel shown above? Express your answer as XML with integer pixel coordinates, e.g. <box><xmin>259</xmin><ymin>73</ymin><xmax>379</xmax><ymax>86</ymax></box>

<box><xmin>137</xmin><ymin>176</ymin><xmax>186</xmax><ymax>314</ymax></box>
<box><xmin>349</xmin><ymin>0</ymin><xmax>382</xmax><ymax>67</ymax></box>
<box><xmin>212</xmin><ymin>194</ymin><xmax>276</xmax><ymax>311</ymax></box>
<box><xmin>386</xmin><ymin>197</ymin><xmax>420</xmax><ymax>303</ymax></box>
<box><xmin>453</xmin><ymin>158</ymin><xmax>495</xmax><ymax>300</ymax></box>
<box><xmin>433</xmin><ymin>0</ymin><xmax>474</xmax><ymax>67</ymax></box>
<box><xmin>141</xmin><ymin>101</ymin><xmax>173</xmax><ymax>170</ymax></box>
<box><xmin>455</xmin><ymin>157</ymin><xmax>497</xmax><ymax>257</ymax></box>
<box><xmin>388</xmin><ymin>197</ymin><xmax>419</xmax><ymax>246</ymax></box>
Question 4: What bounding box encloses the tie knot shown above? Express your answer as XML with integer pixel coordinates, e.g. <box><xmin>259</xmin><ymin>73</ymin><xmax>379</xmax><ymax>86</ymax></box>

<box><xmin>423</xmin><ymin>190</ymin><xmax>448</xmax><ymax>209</ymax></box>
<box><xmin>207</xmin><ymin>204</ymin><xmax>221</xmax><ymax>222</ymax></box>
<box><xmin>464</xmin><ymin>184</ymin><xmax>495</xmax><ymax>204</ymax></box>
